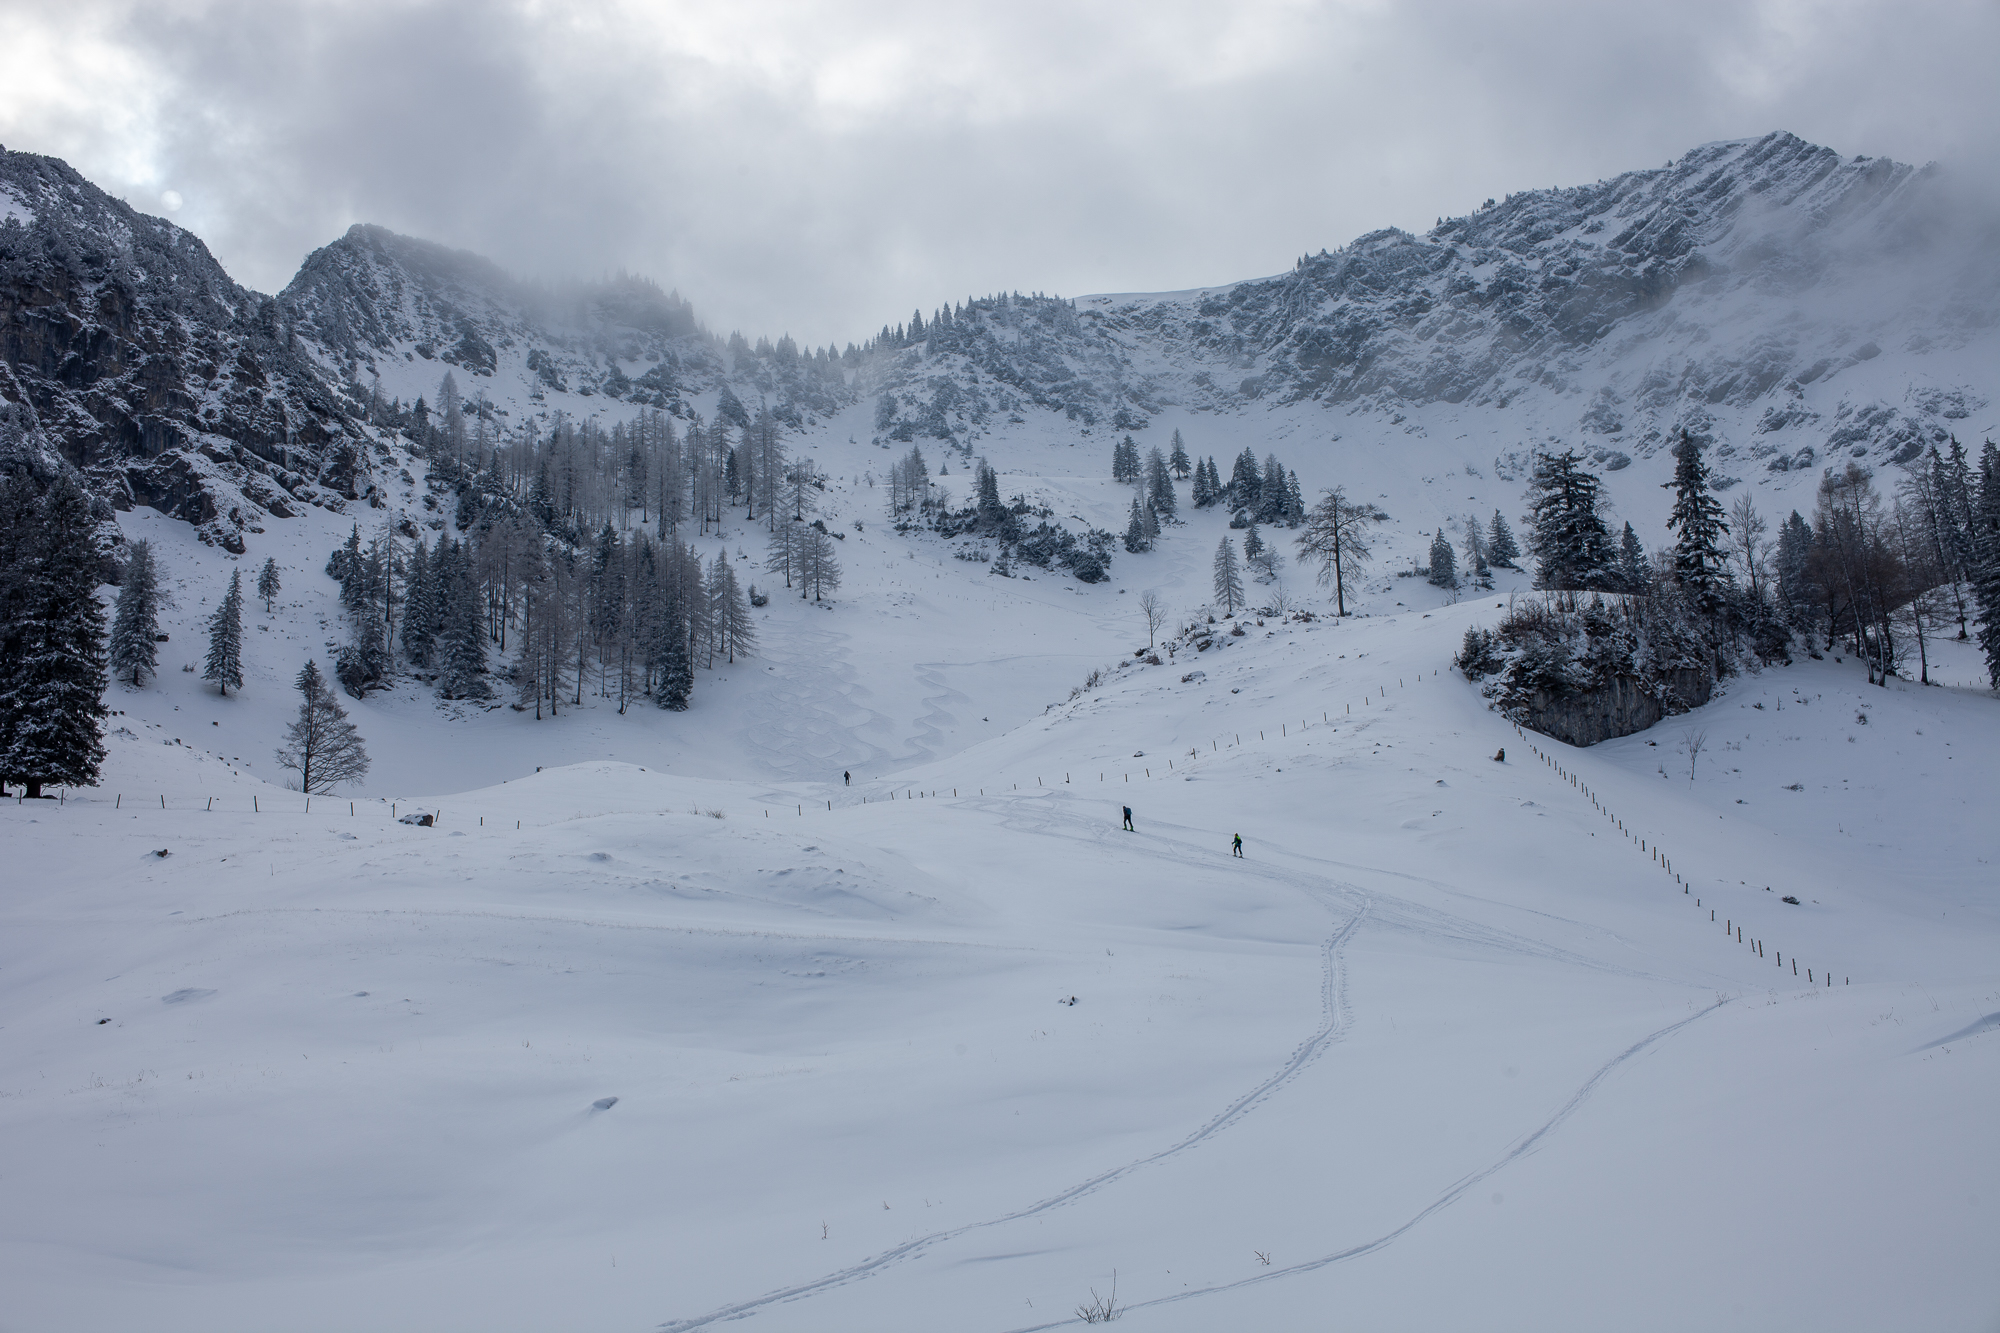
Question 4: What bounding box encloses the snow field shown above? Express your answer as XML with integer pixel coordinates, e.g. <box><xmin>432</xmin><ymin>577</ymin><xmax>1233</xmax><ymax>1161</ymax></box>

<box><xmin>3</xmin><ymin>394</ymin><xmax>1998</xmax><ymax>1330</ymax></box>
<box><xmin>6</xmin><ymin>574</ymin><xmax>1997</xmax><ymax>1329</ymax></box>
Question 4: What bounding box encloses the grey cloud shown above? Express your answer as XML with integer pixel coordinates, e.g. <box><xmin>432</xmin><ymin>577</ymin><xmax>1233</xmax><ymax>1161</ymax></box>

<box><xmin>3</xmin><ymin>0</ymin><xmax>1995</xmax><ymax>346</ymax></box>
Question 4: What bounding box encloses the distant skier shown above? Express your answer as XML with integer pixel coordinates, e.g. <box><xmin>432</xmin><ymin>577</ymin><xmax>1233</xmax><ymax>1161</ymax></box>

<box><xmin>1122</xmin><ymin>806</ymin><xmax>1134</xmax><ymax>831</ymax></box>
<box><xmin>844</xmin><ymin>771</ymin><xmax>851</xmax><ymax>786</ymax></box>
<box><xmin>1492</xmin><ymin>747</ymin><xmax>1505</xmax><ymax>763</ymax></box>
<box><xmin>1232</xmin><ymin>833</ymin><xmax>1243</xmax><ymax>857</ymax></box>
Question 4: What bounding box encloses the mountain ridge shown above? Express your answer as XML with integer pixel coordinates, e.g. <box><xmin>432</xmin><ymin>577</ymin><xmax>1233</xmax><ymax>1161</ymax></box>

<box><xmin>2</xmin><ymin>130</ymin><xmax>1995</xmax><ymax>554</ymax></box>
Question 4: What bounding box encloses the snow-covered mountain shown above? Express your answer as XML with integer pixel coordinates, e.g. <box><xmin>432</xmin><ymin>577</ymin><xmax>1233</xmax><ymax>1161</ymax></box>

<box><xmin>278</xmin><ymin>224</ymin><xmax>857</xmax><ymax>427</ymax></box>
<box><xmin>867</xmin><ymin>133</ymin><xmax>1995</xmax><ymax>481</ymax></box>
<box><xmin>5</xmin><ymin>130</ymin><xmax>1997</xmax><ymax>553</ymax></box>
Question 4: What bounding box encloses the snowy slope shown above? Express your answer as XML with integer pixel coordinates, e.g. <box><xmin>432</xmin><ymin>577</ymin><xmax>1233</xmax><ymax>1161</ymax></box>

<box><xmin>6</xmin><ymin>457</ymin><xmax>2000</xmax><ymax>1331</ymax></box>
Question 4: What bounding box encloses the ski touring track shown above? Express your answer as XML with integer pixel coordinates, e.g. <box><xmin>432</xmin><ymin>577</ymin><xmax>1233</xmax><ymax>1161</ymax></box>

<box><xmin>658</xmin><ymin>787</ymin><xmax>1729</xmax><ymax>1330</ymax></box>
<box><xmin>735</xmin><ymin>609</ymin><xmax>900</xmax><ymax>780</ymax></box>
<box><xmin>658</xmin><ymin>792</ymin><xmax>1371</xmax><ymax>1331</ymax></box>
<box><xmin>996</xmin><ymin>997</ymin><xmax>1730</xmax><ymax>1332</ymax></box>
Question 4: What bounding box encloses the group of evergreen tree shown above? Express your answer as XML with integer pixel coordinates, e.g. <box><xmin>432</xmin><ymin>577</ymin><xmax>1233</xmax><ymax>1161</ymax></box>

<box><xmin>1190</xmin><ymin>449</ymin><xmax>1305</xmax><ymax>527</ymax></box>
<box><xmin>310</xmin><ymin>373</ymin><xmax>872</xmax><ymax>713</ymax></box>
<box><xmin>326</xmin><ymin>514</ymin><xmax>778</xmax><ymax>716</ymax></box>
<box><xmin>397</xmin><ymin>534</ymin><xmax>492</xmax><ymax>699</ymax></box>
<box><xmin>1426</xmin><ymin>510</ymin><xmax>1513</xmax><ymax>592</ymax></box>
<box><xmin>1514</xmin><ymin>432</ymin><xmax>2000</xmax><ymax>689</ymax></box>
<box><xmin>1115</xmin><ymin>443</ymin><xmax>1178</xmax><ymax>553</ymax></box>
<box><xmin>1110</xmin><ymin>435</ymin><xmax>1144</xmax><ymax>483</ymax></box>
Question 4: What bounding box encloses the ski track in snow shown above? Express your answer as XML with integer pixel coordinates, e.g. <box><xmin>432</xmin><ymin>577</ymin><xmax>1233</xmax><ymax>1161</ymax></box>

<box><xmin>660</xmin><ymin>782</ymin><xmax>1724</xmax><ymax>1331</ymax></box>
<box><xmin>657</xmin><ymin>808</ymin><xmax>1371</xmax><ymax>1331</ymax></box>
<box><xmin>907</xmin><ymin>661</ymin><xmax>971</xmax><ymax>764</ymax></box>
<box><xmin>997</xmin><ymin>997</ymin><xmax>1731</xmax><ymax>1333</ymax></box>
<box><xmin>736</xmin><ymin>609</ymin><xmax>900</xmax><ymax>778</ymax></box>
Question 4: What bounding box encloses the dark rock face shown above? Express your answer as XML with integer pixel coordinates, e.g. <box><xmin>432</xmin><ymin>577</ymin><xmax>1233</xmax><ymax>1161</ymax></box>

<box><xmin>1523</xmin><ymin>668</ymin><xmax>1713</xmax><ymax>747</ymax></box>
<box><xmin>0</xmin><ymin>147</ymin><xmax>365</xmax><ymax>545</ymax></box>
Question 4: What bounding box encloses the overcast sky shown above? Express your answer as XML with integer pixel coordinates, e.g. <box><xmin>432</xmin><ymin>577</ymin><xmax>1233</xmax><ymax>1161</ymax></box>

<box><xmin>2</xmin><ymin>0</ymin><xmax>1995</xmax><ymax>346</ymax></box>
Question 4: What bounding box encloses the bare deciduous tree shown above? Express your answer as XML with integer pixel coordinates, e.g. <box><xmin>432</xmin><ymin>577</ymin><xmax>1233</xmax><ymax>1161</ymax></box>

<box><xmin>1683</xmin><ymin>727</ymin><xmax>1707</xmax><ymax>783</ymax></box>
<box><xmin>1137</xmin><ymin>590</ymin><xmax>1166</xmax><ymax>648</ymax></box>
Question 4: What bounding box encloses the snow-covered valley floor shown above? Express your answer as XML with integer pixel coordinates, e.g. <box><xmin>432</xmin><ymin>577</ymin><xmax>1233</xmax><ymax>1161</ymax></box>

<box><xmin>4</xmin><ymin>416</ymin><xmax>1998</xmax><ymax>1331</ymax></box>
<box><xmin>7</xmin><ymin>623</ymin><xmax>1997</xmax><ymax>1330</ymax></box>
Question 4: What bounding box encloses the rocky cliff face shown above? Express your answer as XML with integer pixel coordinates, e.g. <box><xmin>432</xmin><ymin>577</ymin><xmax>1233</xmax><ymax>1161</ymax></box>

<box><xmin>0</xmin><ymin>147</ymin><xmax>373</xmax><ymax>550</ymax></box>
<box><xmin>1522</xmin><ymin>669</ymin><xmax>1714</xmax><ymax>748</ymax></box>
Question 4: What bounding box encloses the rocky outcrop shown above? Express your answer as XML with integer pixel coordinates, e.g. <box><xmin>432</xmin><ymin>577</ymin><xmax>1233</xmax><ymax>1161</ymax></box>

<box><xmin>0</xmin><ymin>146</ymin><xmax>367</xmax><ymax>537</ymax></box>
<box><xmin>862</xmin><ymin>132</ymin><xmax>1991</xmax><ymax>467</ymax></box>
<box><xmin>1522</xmin><ymin>668</ymin><xmax>1713</xmax><ymax>747</ymax></box>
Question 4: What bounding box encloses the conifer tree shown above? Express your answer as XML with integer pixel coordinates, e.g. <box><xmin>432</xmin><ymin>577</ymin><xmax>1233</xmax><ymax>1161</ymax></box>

<box><xmin>1168</xmin><ymin>430</ymin><xmax>1191</xmax><ymax>480</ymax></box>
<box><xmin>1258</xmin><ymin>453</ymin><xmax>1288</xmax><ymax>524</ymax></box>
<box><xmin>1665</xmin><ymin>432</ymin><xmax>1729</xmax><ymax>615</ymax></box>
<box><xmin>276</xmin><ymin>660</ymin><xmax>370</xmax><ymax>793</ymax></box>
<box><xmin>1973</xmin><ymin>440</ymin><xmax>2000</xmax><ymax>688</ymax></box>
<box><xmin>1143</xmin><ymin>499</ymin><xmax>1161</xmax><ymax>546</ymax></box>
<box><xmin>110</xmin><ymin>539</ymin><xmax>161</xmax><ymax>686</ymax></box>
<box><xmin>1124</xmin><ymin>497</ymin><xmax>1150</xmax><ymax>553</ymax></box>
<box><xmin>976</xmin><ymin>460</ymin><xmax>1007</xmax><ymax>532</ymax></box>
<box><xmin>1524</xmin><ymin>450</ymin><xmax>1616</xmax><ymax>590</ymax></box>
<box><xmin>437</xmin><ymin>543</ymin><xmax>491</xmax><ymax>699</ymax></box>
<box><xmin>802</xmin><ymin>526</ymin><xmax>843</xmax><ymax>601</ymax></box>
<box><xmin>1228</xmin><ymin>450</ymin><xmax>1263</xmax><ymax>512</ymax></box>
<box><xmin>1462</xmin><ymin>515</ymin><xmax>1489</xmax><ymax>583</ymax></box>
<box><xmin>709</xmin><ymin>555</ymin><xmax>757</xmax><ymax>663</ymax></box>
<box><xmin>653</xmin><ymin>579</ymin><xmax>693</xmax><ymax>710</ymax></box>
<box><xmin>1617</xmin><ymin>523</ymin><xmax>1649</xmax><ymax>592</ymax></box>
<box><xmin>0</xmin><ymin>473</ymin><xmax>108</xmax><ymax>798</ymax></box>
<box><xmin>766</xmin><ymin>521</ymin><xmax>801</xmax><ymax>588</ymax></box>
<box><xmin>1242</xmin><ymin>524</ymin><xmax>1265</xmax><ymax>573</ymax></box>
<box><xmin>256</xmin><ymin>555</ymin><xmax>281</xmax><ymax>612</ymax></box>
<box><xmin>1213</xmin><ymin>535</ymin><xmax>1245</xmax><ymax>615</ymax></box>
<box><xmin>401</xmin><ymin>538</ymin><xmax>437</xmax><ymax>666</ymax></box>
<box><xmin>1146</xmin><ymin>448</ymin><xmax>1177</xmax><ymax>520</ymax></box>
<box><xmin>1428</xmin><ymin>531</ymin><xmax>1458</xmax><ymax>589</ymax></box>
<box><xmin>203</xmin><ymin>569</ymin><xmax>245</xmax><ymax>696</ymax></box>
<box><xmin>1774</xmin><ymin>510</ymin><xmax>1817</xmax><ymax>639</ymax></box>
<box><xmin>1487</xmin><ymin>510</ymin><xmax>1522</xmax><ymax>568</ymax></box>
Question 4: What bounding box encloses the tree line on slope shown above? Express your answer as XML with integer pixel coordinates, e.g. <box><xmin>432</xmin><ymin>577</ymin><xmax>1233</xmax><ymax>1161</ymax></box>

<box><xmin>1459</xmin><ymin>435</ymin><xmax>2000</xmax><ymax>721</ymax></box>
<box><xmin>321</xmin><ymin>373</ymin><xmax>855</xmax><ymax>713</ymax></box>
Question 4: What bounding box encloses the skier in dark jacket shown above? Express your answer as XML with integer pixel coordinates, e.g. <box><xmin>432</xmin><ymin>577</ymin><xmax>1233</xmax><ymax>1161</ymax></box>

<box><xmin>1122</xmin><ymin>806</ymin><xmax>1134</xmax><ymax>831</ymax></box>
<box><xmin>844</xmin><ymin>771</ymin><xmax>851</xmax><ymax>786</ymax></box>
<box><xmin>1232</xmin><ymin>833</ymin><xmax>1243</xmax><ymax>857</ymax></box>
